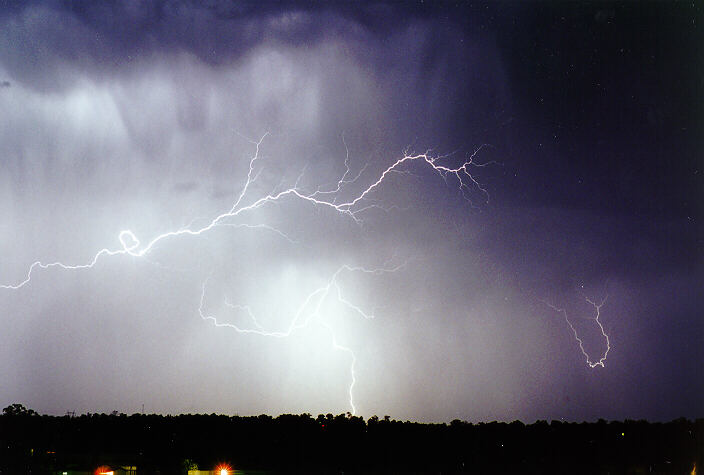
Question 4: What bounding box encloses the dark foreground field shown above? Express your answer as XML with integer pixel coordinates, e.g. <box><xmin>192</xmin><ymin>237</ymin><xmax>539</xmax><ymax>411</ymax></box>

<box><xmin>1</xmin><ymin>405</ymin><xmax>701</xmax><ymax>474</ymax></box>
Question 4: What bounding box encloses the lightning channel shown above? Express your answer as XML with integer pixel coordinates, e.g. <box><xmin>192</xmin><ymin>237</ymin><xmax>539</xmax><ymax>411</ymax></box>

<box><xmin>3</xmin><ymin>137</ymin><xmax>489</xmax><ymax>290</ymax></box>
<box><xmin>2</xmin><ymin>133</ymin><xmax>490</xmax><ymax>414</ymax></box>
<box><xmin>544</xmin><ymin>294</ymin><xmax>610</xmax><ymax>368</ymax></box>
<box><xmin>198</xmin><ymin>263</ymin><xmax>405</xmax><ymax>413</ymax></box>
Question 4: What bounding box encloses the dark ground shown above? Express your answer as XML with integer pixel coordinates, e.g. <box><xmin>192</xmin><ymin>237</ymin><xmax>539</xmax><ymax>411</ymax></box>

<box><xmin>1</xmin><ymin>404</ymin><xmax>701</xmax><ymax>474</ymax></box>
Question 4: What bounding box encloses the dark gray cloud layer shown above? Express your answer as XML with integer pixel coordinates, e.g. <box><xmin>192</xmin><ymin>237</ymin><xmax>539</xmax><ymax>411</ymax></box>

<box><xmin>1</xmin><ymin>1</ymin><xmax>701</xmax><ymax>421</ymax></box>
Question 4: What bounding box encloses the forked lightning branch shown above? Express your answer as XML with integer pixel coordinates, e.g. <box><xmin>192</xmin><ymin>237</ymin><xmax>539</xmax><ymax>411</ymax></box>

<box><xmin>1</xmin><ymin>133</ymin><xmax>494</xmax><ymax>414</ymax></box>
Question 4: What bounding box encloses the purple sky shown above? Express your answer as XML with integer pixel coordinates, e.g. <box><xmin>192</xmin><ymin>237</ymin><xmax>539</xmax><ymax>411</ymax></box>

<box><xmin>0</xmin><ymin>1</ymin><xmax>701</xmax><ymax>422</ymax></box>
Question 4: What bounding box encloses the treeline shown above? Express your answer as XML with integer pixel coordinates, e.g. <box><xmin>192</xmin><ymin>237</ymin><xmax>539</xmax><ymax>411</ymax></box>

<box><xmin>0</xmin><ymin>404</ymin><xmax>701</xmax><ymax>474</ymax></box>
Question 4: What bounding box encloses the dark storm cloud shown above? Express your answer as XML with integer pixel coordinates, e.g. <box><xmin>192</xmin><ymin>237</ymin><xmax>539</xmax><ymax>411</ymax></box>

<box><xmin>0</xmin><ymin>0</ymin><xmax>470</xmax><ymax>91</ymax></box>
<box><xmin>0</xmin><ymin>2</ymin><xmax>296</xmax><ymax>90</ymax></box>
<box><xmin>0</xmin><ymin>0</ymin><xmax>509</xmax><ymax>150</ymax></box>
<box><xmin>492</xmin><ymin>1</ymin><xmax>703</xmax><ymax>221</ymax></box>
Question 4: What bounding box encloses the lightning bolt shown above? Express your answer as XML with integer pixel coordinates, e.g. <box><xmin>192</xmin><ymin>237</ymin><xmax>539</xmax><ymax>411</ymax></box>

<box><xmin>199</xmin><ymin>263</ymin><xmax>402</xmax><ymax>414</ymax></box>
<box><xmin>544</xmin><ymin>294</ymin><xmax>610</xmax><ymax>368</ymax></box>
<box><xmin>3</xmin><ymin>135</ymin><xmax>489</xmax><ymax>290</ymax></box>
<box><xmin>1</xmin><ymin>132</ymin><xmax>491</xmax><ymax>413</ymax></box>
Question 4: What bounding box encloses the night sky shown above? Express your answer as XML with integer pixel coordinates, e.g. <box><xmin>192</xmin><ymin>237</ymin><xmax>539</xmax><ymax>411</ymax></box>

<box><xmin>1</xmin><ymin>1</ymin><xmax>702</xmax><ymax>423</ymax></box>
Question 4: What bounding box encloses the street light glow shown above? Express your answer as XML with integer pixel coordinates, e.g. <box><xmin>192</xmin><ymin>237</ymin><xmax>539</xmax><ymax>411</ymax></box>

<box><xmin>215</xmin><ymin>463</ymin><xmax>232</xmax><ymax>475</ymax></box>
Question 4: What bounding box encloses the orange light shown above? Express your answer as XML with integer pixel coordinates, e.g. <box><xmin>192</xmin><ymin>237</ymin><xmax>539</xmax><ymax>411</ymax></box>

<box><xmin>95</xmin><ymin>466</ymin><xmax>113</xmax><ymax>475</ymax></box>
<box><xmin>215</xmin><ymin>463</ymin><xmax>232</xmax><ymax>475</ymax></box>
